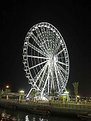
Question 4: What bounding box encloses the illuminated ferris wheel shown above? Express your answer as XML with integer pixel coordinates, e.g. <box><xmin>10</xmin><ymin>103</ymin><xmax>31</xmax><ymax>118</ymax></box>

<box><xmin>23</xmin><ymin>22</ymin><xmax>69</xmax><ymax>98</ymax></box>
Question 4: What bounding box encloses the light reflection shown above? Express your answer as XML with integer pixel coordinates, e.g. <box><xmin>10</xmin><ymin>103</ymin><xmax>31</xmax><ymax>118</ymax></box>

<box><xmin>0</xmin><ymin>109</ymin><xmax>80</xmax><ymax>121</ymax></box>
<box><xmin>33</xmin><ymin>117</ymin><xmax>36</xmax><ymax>121</ymax></box>
<box><xmin>25</xmin><ymin>115</ymin><xmax>48</xmax><ymax>121</ymax></box>
<box><xmin>39</xmin><ymin>117</ymin><xmax>48</xmax><ymax>121</ymax></box>
<box><xmin>25</xmin><ymin>115</ymin><xmax>29</xmax><ymax>121</ymax></box>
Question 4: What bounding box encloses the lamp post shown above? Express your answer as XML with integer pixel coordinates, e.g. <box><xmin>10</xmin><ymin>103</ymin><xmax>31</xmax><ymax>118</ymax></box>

<box><xmin>6</xmin><ymin>85</ymin><xmax>10</xmax><ymax>100</ymax></box>
<box><xmin>64</xmin><ymin>90</ymin><xmax>69</xmax><ymax>103</ymax></box>
<box><xmin>76</xmin><ymin>95</ymin><xmax>80</xmax><ymax>103</ymax></box>
<box><xmin>19</xmin><ymin>90</ymin><xmax>25</xmax><ymax>102</ymax></box>
<box><xmin>6</xmin><ymin>85</ymin><xmax>9</xmax><ymax>89</ymax></box>
<box><xmin>72</xmin><ymin>82</ymin><xmax>79</xmax><ymax>103</ymax></box>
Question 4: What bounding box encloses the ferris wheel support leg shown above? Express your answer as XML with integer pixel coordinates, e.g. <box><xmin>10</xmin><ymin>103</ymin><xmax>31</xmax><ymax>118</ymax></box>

<box><xmin>26</xmin><ymin>88</ymin><xmax>33</xmax><ymax>98</ymax></box>
<box><xmin>41</xmin><ymin>69</ymin><xmax>49</xmax><ymax>97</ymax></box>
<box><xmin>55</xmin><ymin>64</ymin><xmax>60</xmax><ymax>93</ymax></box>
<box><xmin>48</xmin><ymin>77</ymin><xmax>49</xmax><ymax>95</ymax></box>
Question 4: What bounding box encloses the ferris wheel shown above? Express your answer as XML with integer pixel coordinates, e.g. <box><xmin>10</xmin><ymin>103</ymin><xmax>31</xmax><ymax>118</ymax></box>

<box><xmin>23</xmin><ymin>22</ymin><xmax>69</xmax><ymax>98</ymax></box>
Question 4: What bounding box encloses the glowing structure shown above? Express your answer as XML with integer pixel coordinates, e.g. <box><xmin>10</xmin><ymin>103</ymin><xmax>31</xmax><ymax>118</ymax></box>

<box><xmin>23</xmin><ymin>22</ymin><xmax>69</xmax><ymax>98</ymax></box>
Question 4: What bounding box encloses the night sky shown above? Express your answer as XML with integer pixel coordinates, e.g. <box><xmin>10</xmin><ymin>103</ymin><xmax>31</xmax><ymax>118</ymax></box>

<box><xmin>1</xmin><ymin>1</ymin><xmax>91</xmax><ymax>96</ymax></box>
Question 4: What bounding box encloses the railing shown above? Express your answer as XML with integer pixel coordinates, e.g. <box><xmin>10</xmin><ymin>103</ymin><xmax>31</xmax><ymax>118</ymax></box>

<box><xmin>1</xmin><ymin>98</ymin><xmax>91</xmax><ymax>111</ymax></box>
<box><xmin>29</xmin><ymin>101</ymin><xmax>91</xmax><ymax>110</ymax></box>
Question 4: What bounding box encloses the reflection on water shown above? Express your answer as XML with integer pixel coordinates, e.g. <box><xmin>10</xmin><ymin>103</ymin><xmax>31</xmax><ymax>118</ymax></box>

<box><xmin>25</xmin><ymin>116</ymin><xmax>48</xmax><ymax>121</ymax></box>
<box><xmin>0</xmin><ymin>108</ymin><xmax>81</xmax><ymax>121</ymax></box>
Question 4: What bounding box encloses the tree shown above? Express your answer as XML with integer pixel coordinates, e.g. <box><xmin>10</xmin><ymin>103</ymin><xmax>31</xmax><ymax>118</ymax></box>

<box><xmin>72</xmin><ymin>82</ymin><xmax>79</xmax><ymax>103</ymax></box>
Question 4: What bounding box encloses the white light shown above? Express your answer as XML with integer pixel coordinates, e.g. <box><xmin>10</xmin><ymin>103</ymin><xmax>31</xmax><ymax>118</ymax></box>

<box><xmin>54</xmin><ymin>55</ymin><xmax>58</xmax><ymax>63</ymax></box>
<box><xmin>64</xmin><ymin>90</ymin><xmax>69</xmax><ymax>94</ymax></box>
<box><xmin>6</xmin><ymin>85</ymin><xmax>9</xmax><ymax>88</ymax></box>
<box><xmin>77</xmin><ymin>95</ymin><xmax>80</xmax><ymax>98</ymax></box>
<box><xmin>19</xmin><ymin>90</ymin><xmax>24</xmax><ymax>94</ymax></box>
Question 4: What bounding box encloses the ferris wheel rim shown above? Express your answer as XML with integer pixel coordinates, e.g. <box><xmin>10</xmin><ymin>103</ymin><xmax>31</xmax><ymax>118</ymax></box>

<box><xmin>23</xmin><ymin>22</ymin><xmax>70</xmax><ymax>96</ymax></box>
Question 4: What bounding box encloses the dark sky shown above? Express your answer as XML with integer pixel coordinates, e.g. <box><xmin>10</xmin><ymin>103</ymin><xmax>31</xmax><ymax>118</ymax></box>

<box><xmin>0</xmin><ymin>1</ymin><xmax>91</xmax><ymax>96</ymax></box>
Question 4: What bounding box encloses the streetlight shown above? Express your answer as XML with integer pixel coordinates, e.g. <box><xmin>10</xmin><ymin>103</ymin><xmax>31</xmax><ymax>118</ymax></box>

<box><xmin>19</xmin><ymin>90</ymin><xmax>24</xmax><ymax>94</ymax></box>
<box><xmin>6</xmin><ymin>85</ymin><xmax>10</xmax><ymax>100</ymax></box>
<box><xmin>64</xmin><ymin>90</ymin><xmax>69</xmax><ymax>103</ymax></box>
<box><xmin>6</xmin><ymin>85</ymin><xmax>9</xmax><ymax>89</ymax></box>
<box><xmin>76</xmin><ymin>95</ymin><xmax>80</xmax><ymax>103</ymax></box>
<box><xmin>64</xmin><ymin>90</ymin><xmax>69</xmax><ymax>94</ymax></box>
<box><xmin>19</xmin><ymin>90</ymin><xmax>25</xmax><ymax>102</ymax></box>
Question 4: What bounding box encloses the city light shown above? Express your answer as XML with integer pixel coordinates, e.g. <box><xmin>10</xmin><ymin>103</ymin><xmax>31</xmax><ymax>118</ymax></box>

<box><xmin>64</xmin><ymin>90</ymin><xmax>69</xmax><ymax>94</ymax></box>
<box><xmin>6</xmin><ymin>85</ymin><xmax>9</xmax><ymax>89</ymax></box>
<box><xmin>19</xmin><ymin>90</ymin><xmax>24</xmax><ymax>93</ymax></box>
<box><xmin>77</xmin><ymin>95</ymin><xmax>80</xmax><ymax>98</ymax></box>
<box><xmin>19</xmin><ymin>90</ymin><xmax>25</xmax><ymax>102</ymax></box>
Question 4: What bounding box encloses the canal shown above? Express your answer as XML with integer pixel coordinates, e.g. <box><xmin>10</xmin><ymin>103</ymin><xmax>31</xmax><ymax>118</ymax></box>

<box><xmin>0</xmin><ymin>108</ymin><xmax>81</xmax><ymax>121</ymax></box>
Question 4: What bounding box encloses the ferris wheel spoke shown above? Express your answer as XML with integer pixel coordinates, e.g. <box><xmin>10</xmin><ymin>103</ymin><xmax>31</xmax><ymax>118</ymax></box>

<box><xmin>27</xmin><ymin>55</ymin><xmax>49</xmax><ymax>59</ymax></box>
<box><xmin>47</xmin><ymin>80</ymin><xmax>49</xmax><ymax>94</ymax></box>
<box><xmin>26</xmin><ymin>88</ymin><xmax>33</xmax><ymax>98</ymax></box>
<box><xmin>30</xmin><ymin>32</ymin><xmax>44</xmax><ymax>49</ymax></box>
<box><xmin>40</xmin><ymin>33</ymin><xmax>49</xmax><ymax>54</ymax></box>
<box><xmin>28</xmin><ymin>42</ymin><xmax>46</xmax><ymax>57</ymax></box>
<box><xmin>34</xmin><ymin>63</ymin><xmax>48</xmax><ymax>85</ymax></box>
<box><xmin>57</xmin><ymin>61</ymin><xmax>68</xmax><ymax>66</ymax></box>
<box><xmin>55</xmin><ymin>64</ymin><xmax>61</xmax><ymax>93</ymax></box>
<box><xmin>40</xmin><ymin>27</ymin><xmax>49</xmax><ymax>50</ymax></box>
<box><xmin>49</xmin><ymin>41</ymin><xmax>52</xmax><ymax>51</ymax></box>
<box><xmin>40</xmin><ymin>26</ymin><xmax>50</xmax><ymax>52</ymax></box>
<box><xmin>50</xmin><ymin>70</ymin><xmax>55</xmax><ymax>89</ymax></box>
<box><xmin>44</xmin><ymin>28</ymin><xmax>54</xmax><ymax>53</ymax></box>
<box><xmin>41</xmin><ymin>27</ymin><xmax>49</xmax><ymax>51</ymax></box>
<box><xmin>41</xmin><ymin>41</ymin><xmax>49</xmax><ymax>55</ymax></box>
<box><xmin>41</xmin><ymin>67</ymin><xmax>49</xmax><ymax>96</ymax></box>
<box><xmin>57</xmin><ymin>63</ymin><xmax>68</xmax><ymax>75</ymax></box>
<box><xmin>56</xmin><ymin>65</ymin><xmax>65</xmax><ymax>88</ymax></box>
<box><xmin>30</xmin><ymin>32</ymin><xmax>48</xmax><ymax>55</ymax></box>
<box><xmin>35</xmin><ymin>28</ymin><xmax>43</xmax><ymax>42</ymax></box>
<box><xmin>40</xmin><ymin>26</ymin><xmax>46</xmax><ymax>37</ymax></box>
<box><xmin>35</xmin><ymin>28</ymin><xmax>49</xmax><ymax>55</ymax></box>
<box><xmin>45</xmin><ymin>41</ymin><xmax>50</xmax><ymax>53</ymax></box>
<box><xmin>29</xmin><ymin>60</ymin><xmax>47</xmax><ymax>70</ymax></box>
<box><xmin>54</xmin><ymin>39</ymin><xmax>62</xmax><ymax>54</ymax></box>
<box><xmin>58</xmin><ymin>67</ymin><xmax>68</xmax><ymax>88</ymax></box>
<box><xmin>46</xmin><ymin>27</ymin><xmax>50</xmax><ymax>35</ymax></box>
<box><xmin>30</xmin><ymin>32</ymin><xmax>41</xmax><ymax>47</ymax></box>
<box><xmin>39</xmin><ymin>63</ymin><xmax>48</xmax><ymax>89</ymax></box>
<box><xmin>58</xmin><ymin>65</ymin><xmax>67</xmax><ymax>84</ymax></box>
<box><xmin>56</xmin><ymin>48</ymin><xmax>65</xmax><ymax>56</ymax></box>
<box><xmin>46</xmin><ymin>28</ymin><xmax>51</xmax><ymax>50</ymax></box>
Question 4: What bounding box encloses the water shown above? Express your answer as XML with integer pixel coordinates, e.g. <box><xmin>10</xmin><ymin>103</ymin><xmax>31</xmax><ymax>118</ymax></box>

<box><xmin>0</xmin><ymin>108</ymin><xmax>81</xmax><ymax>121</ymax></box>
